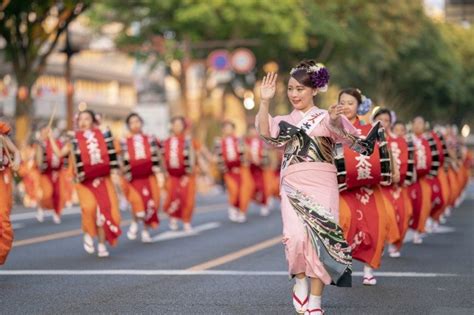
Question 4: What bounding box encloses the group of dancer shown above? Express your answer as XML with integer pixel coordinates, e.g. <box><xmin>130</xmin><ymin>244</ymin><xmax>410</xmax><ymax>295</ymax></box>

<box><xmin>256</xmin><ymin>60</ymin><xmax>471</xmax><ymax>314</ymax></box>
<box><xmin>0</xmin><ymin>59</ymin><xmax>471</xmax><ymax>315</ymax></box>
<box><xmin>0</xmin><ymin>104</ymin><xmax>279</xmax><ymax>260</ymax></box>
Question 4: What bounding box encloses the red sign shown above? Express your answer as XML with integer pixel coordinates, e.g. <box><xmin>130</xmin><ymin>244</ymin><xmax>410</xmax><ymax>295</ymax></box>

<box><xmin>231</xmin><ymin>48</ymin><xmax>256</xmax><ymax>74</ymax></box>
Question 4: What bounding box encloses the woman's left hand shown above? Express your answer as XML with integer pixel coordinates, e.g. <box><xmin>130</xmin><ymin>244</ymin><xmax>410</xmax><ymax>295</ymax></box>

<box><xmin>328</xmin><ymin>104</ymin><xmax>344</xmax><ymax>123</ymax></box>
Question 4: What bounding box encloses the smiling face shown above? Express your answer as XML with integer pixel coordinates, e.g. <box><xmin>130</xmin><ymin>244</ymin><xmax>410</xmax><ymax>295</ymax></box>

<box><xmin>375</xmin><ymin>112</ymin><xmax>391</xmax><ymax>130</ymax></box>
<box><xmin>222</xmin><ymin>122</ymin><xmax>235</xmax><ymax>137</ymax></box>
<box><xmin>77</xmin><ymin>111</ymin><xmax>94</xmax><ymax>130</ymax></box>
<box><xmin>412</xmin><ymin>117</ymin><xmax>425</xmax><ymax>135</ymax></box>
<box><xmin>127</xmin><ymin>115</ymin><xmax>143</xmax><ymax>134</ymax></box>
<box><xmin>287</xmin><ymin>77</ymin><xmax>316</xmax><ymax>111</ymax></box>
<box><xmin>339</xmin><ymin>93</ymin><xmax>359</xmax><ymax>122</ymax></box>
<box><xmin>392</xmin><ymin>123</ymin><xmax>406</xmax><ymax>137</ymax></box>
<box><xmin>171</xmin><ymin>118</ymin><xmax>185</xmax><ymax>135</ymax></box>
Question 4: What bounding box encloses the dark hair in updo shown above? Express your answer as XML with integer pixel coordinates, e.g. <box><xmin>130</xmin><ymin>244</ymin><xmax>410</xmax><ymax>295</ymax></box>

<box><xmin>171</xmin><ymin>116</ymin><xmax>187</xmax><ymax>129</ymax></box>
<box><xmin>125</xmin><ymin>112</ymin><xmax>143</xmax><ymax>126</ymax></box>
<box><xmin>338</xmin><ymin>88</ymin><xmax>362</xmax><ymax>105</ymax></box>
<box><xmin>290</xmin><ymin>60</ymin><xmax>317</xmax><ymax>88</ymax></box>
<box><xmin>78</xmin><ymin>109</ymin><xmax>98</xmax><ymax>124</ymax></box>
<box><xmin>373</xmin><ymin>108</ymin><xmax>392</xmax><ymax>122</ymax></box>
<box><xmin>393</xmin><ymin>120</ymin><xmax>405</xmax><ymax>127</ymax></box>
<box><xmin>222</xmin><ymin>120</ymin><xmax>236</xmax><ymax>129</ymax></box>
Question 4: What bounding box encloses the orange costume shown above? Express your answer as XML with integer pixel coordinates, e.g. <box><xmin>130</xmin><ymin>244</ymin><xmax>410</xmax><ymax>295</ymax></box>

<box><xmin>380</xmin><ymin>134</ymin><xmax>416</xmax><ymax>250</ymax></box>
<box><xmin>120</xmin><ymin>133</ymin><xmax>162</xmax><ymax>229</ymax></box>
<box><xmin>428</xmin><ymin>131</ymin><xmax>450</xmax><ymax>222</ymax></box>
<box><xmin>409</xmin><ymin>133</ymin><xmax>438</xmax><ymax>233</ymax></box>
<box><xmin>0</xmin><ymin>122</ymin><xmax>14</xmax><ymax>265</ymax></box>
<box><xmin>72</xmin><ymin>128</ymin><xmax>121</xmax><ymax>246</ymax></box>
<box><xmin>445</xmin><ymin>134</ymin><xmax>464</xmax><ymax>207</ymax></box>
<box><xmin>215</xmin><ymin>135</ymin><xmax>254</xmax><ymax>214</ymax></box>
<box><xmin>18</xmin><ymin>152</ymin><xmax>41</xmax><ymax>208</ymax></box>
<box><xmin>37</xmin><ymin>139</ymin><xmax>68</xmax><ymax>216</ymax></box>
<box><xmin>337</xmin><ymin>119</ymin><xmax>391</xmax><ymax>269</ymax></box>
<box><xmin>162</xmin><ymin>134</ymin><xmax>198</xmax><ymax>224</ymax></box>
<box><xmin>246</xmin><ymin>135</ymin><xmax>273</xmax><ymax>207</ymax></box>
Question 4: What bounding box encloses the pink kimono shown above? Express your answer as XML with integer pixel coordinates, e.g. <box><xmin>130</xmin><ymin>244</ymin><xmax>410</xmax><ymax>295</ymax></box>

<box><xmin>258</xmin><ymin>107</ymin><xmax>361</xmax><ymax>287</ymax></box>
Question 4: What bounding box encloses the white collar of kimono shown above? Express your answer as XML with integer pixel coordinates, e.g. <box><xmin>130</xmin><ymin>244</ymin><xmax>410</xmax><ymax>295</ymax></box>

<box><xmin>296</xmin><ymin>106</ymin><xmax>326</xmax><ymax>135</ymax></box>
<box><xmin>297</xmin><ymin>106</ymin><xmax>317</xmax><ymax>118</ymax></box>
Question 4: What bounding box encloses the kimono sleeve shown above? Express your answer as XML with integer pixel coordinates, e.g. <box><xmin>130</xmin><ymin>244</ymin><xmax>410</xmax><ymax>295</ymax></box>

<box><xmin>255</xmin><ymin>114</ymin><xmax>289</xmax><ymax>147</ymax></box>
<box><xmin>322</xmin><ymin>114</ymin><xmax>360</xmax><ymax>146</ymax></box>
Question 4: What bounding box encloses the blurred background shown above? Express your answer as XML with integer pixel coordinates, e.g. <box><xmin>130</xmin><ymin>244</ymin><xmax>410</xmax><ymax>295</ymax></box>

<box><xmin>0</xmin><ymin>0</ymin><xmax>473</xmax><ymax>147</ymax></box>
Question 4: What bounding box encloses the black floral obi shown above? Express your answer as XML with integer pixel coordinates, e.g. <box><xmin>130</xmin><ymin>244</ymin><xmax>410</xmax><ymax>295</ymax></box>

<box><xmin>262</xmin><ymin>121</ymin><xmax>374</xmax><ymax>172</ymax></box>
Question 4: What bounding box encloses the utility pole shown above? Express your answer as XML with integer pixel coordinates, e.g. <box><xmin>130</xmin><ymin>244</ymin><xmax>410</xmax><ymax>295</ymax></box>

<box><xmin>61</xmin><ymin>28</ymin><xmax>80</xmax><ymax>130</ymax></box>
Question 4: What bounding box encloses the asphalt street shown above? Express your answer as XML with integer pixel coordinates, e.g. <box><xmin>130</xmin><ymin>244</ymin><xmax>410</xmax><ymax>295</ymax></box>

<box><xmin>0</xmin><ymin>185</ymin><xmax>473</xmax><ymax>315</ymax></box>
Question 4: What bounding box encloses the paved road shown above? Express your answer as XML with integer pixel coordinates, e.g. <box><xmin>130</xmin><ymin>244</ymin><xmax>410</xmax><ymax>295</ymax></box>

<box><xmin>0</xmin><ymin>185</ymin><xmax>473</xmax><ymax>314</ymax></box>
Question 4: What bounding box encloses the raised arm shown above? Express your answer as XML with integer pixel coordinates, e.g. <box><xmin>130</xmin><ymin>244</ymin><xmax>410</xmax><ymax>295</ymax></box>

<box><xmin>2</xmin><ymin>135</ymin><xmax>21</xmax><ymax>171</ymax></box>
<box><xmin>35</xmin><ymin>143</ymin><xmax>43</xmax><ymax>168</ymax></box>
<box><xmin>328</xmin><ymin>103</ymin><xmax>345</xmax><ymax>129</ymax></box>
<box><xmin>324</xmin><ymin>104</ymin><xmax>360</xmax><ymax>144</ymax></box>
<box><xmin>47</xmin><ymin>130</ymin><xmax>71</xmax><ymax>158</ymax></box>
<box><xmin>256</xmin><ymin>72</ymin><xmax>278</xmax><ymax>138</ymax></box>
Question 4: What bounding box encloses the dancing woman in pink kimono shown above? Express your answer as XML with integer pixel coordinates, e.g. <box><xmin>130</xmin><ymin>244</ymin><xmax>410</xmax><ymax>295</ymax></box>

<box><xmin>256</xmin><ymin>60</ymin><xmax>377</xmax><ymax>314</ymax></box>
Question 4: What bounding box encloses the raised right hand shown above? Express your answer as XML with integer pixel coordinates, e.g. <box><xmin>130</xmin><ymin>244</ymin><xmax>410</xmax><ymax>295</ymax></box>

<box><xmin>260</xmin><ymin>72</ymin><xmax>278</xmax><ymax>102</ymax></box>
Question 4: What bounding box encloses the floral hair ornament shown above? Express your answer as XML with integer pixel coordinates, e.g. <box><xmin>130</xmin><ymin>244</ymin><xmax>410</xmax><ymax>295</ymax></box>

<box><xmin>390</xmin><ymin>110</ymin><xmax>397</xmax><ymax>124</ymax></box>
<box><xmin>0</xmin><ymin>122</ymin><xmax>12</xmax><ymax>135</ymax></box>
<box><xmin>357</xmin><ymin>93</ymin><xmax>372</xmax><ymax>115</ymax></box>
<box><xmin>290</xmin><ymin>63</ymin><xmax>330</xmax><ymax>92</ymax></box>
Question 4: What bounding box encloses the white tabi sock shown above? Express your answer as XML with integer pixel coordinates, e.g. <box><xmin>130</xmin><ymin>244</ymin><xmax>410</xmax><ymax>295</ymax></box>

<box><xmin>307</xmin><ymin>294</ymin><xmax>322</xmax><ymax>310</ymax></box>
<box><xmin>294</xmin><ymin>277</ymin><xmax>308</xmax><ymax>298</ymax></box>
<box><xmin>364</xmin><ymin>265</ymin><xmax>374</xmax><ymax>278</ymax></box>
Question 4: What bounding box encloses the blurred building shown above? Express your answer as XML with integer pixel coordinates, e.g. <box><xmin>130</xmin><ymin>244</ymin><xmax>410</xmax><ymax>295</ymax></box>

<box><xmin>424</xmin><ymin>0</ymin><xmax>474</xmax><ymax>26</ymax></box>
<box><xmin>0</xmin><ymin>19</ymin><xmax>171</xmax><ymax>138</ymax></box>
<box><xmin>445</xmin><ymin>0</ymin><xmax>474</xmax><ymax>26</ymax></box>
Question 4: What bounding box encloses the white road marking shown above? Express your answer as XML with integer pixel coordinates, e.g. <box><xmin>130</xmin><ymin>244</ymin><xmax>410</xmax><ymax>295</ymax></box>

<box><xmin>151</xmin><ymin>222</ymin><xmax>221</xmax><ymax>243</ymax></box>
<box><xmin>0</xmin><ymin>270</ymin><xmax>460</xmax><ymax>277</ymax></box>
<box><xmin>403</xmin><ymin>225</ymin><xmax>456</xmax><ymax>243</ymax></box>
<box><xmin>430</xmin><ymin>226</ymin><xmax>456</xmax><ymax>234</ymax></box>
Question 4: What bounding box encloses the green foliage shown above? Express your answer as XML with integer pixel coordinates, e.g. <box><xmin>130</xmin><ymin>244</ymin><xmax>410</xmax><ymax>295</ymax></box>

<box><xmin>4</xmin><ymin>0</ymin><xmax>467</xmax><ymax>127</ymax></box>
<box><xmin>0</xmin><ymin>1</ymin><xmax>91</xmax><ymax>85</ymax></box>
<box><xmin>0</xmin><ymin>1</ymin><xmax>91</xmax><ymax>142</ymax></box>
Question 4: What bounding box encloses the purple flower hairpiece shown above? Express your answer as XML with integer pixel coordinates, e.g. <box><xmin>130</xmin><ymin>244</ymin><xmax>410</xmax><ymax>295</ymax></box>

<box><xmin>310</xmin><ymin>67</ymin><xmax>330</xmax><ymax>90</ymax></box>
<box><xmin>290</xmin><ymin>63</ymin><xmax>330</xmax><ymax>92</ymax></box>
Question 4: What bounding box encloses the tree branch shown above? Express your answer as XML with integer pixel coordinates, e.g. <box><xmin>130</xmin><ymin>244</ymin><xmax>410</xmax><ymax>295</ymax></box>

<box><xmin>34</xmin><ymin>3</ymin><xmax>89</xmax><ymax>77</ymax></box>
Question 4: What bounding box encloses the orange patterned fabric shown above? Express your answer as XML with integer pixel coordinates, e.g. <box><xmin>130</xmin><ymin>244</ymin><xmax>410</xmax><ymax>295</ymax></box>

<box><xmin>380</xmin><ymin>186</ymin><xmax>401</xmax><ymax>245</ymax></box>
<box><xmin>122</xmin><ymin>175</ymin><xmax>160</xmax><ymax>229</ymax></box>
<box><xmin>409</xmin><ymin>178</ymin><xmax>432</xmax><ymax>233</ymax></box>
<box><xmin>380</xmin><ymin>185</ymin><xmax>413</xmax><ymax>250</ymax></box>
<box><xmin>223</xmin><ymin>166</ymin><xmax>254</xmax><ymax>213</ymax></box>
<box><xmin>18</xmin><ymin>162</ymin><xmax>41</xmax><ymax>206</ymax></box>
<box><xmin>339</xmin><ymin>186</ymin><xmax>388</xmax><ymax>269</ymax></box>
<box><xmin>249</xmin><ymin>165</ymin><xmax>273</xmax><ymax>206</ymax></box>
<box><xmin>430</xmin><ymin>168</ymin><xmax>450</xmax><ymax>221</ymax></box>
<box><xmin>0</xmin><ymin>169</ymin><xmax>14</xmax><ymax>265</ymax></box>
<box><xmin>75</xmin><ymin>176</ymin><xmax>121</xmax><ymax>246</ymax></box>
<box><xmin>39</xmin><ymin>171</ymin><xmax>68</xmax><ymax>215</ymax></box>
<box><xmin>163</xmin><ymin>174</ymin><xmax>197</xmax><ymax>223</ymax></box>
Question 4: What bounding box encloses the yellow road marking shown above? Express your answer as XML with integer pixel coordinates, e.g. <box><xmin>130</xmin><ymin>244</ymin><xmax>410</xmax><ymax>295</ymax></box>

<box><xmin>13</xmin><ymin>220</ymin><xmax>132</xmax><ymax>248</ymax></box>
<box><xmin>187</xmin><ymin>236</ymin><xmax>282</xmax><ymax>271</ymax></box>
<box><xmin>12</xmin><ymin>202</ymin><xmax>228</xmax><ymax>248</ymax></box>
